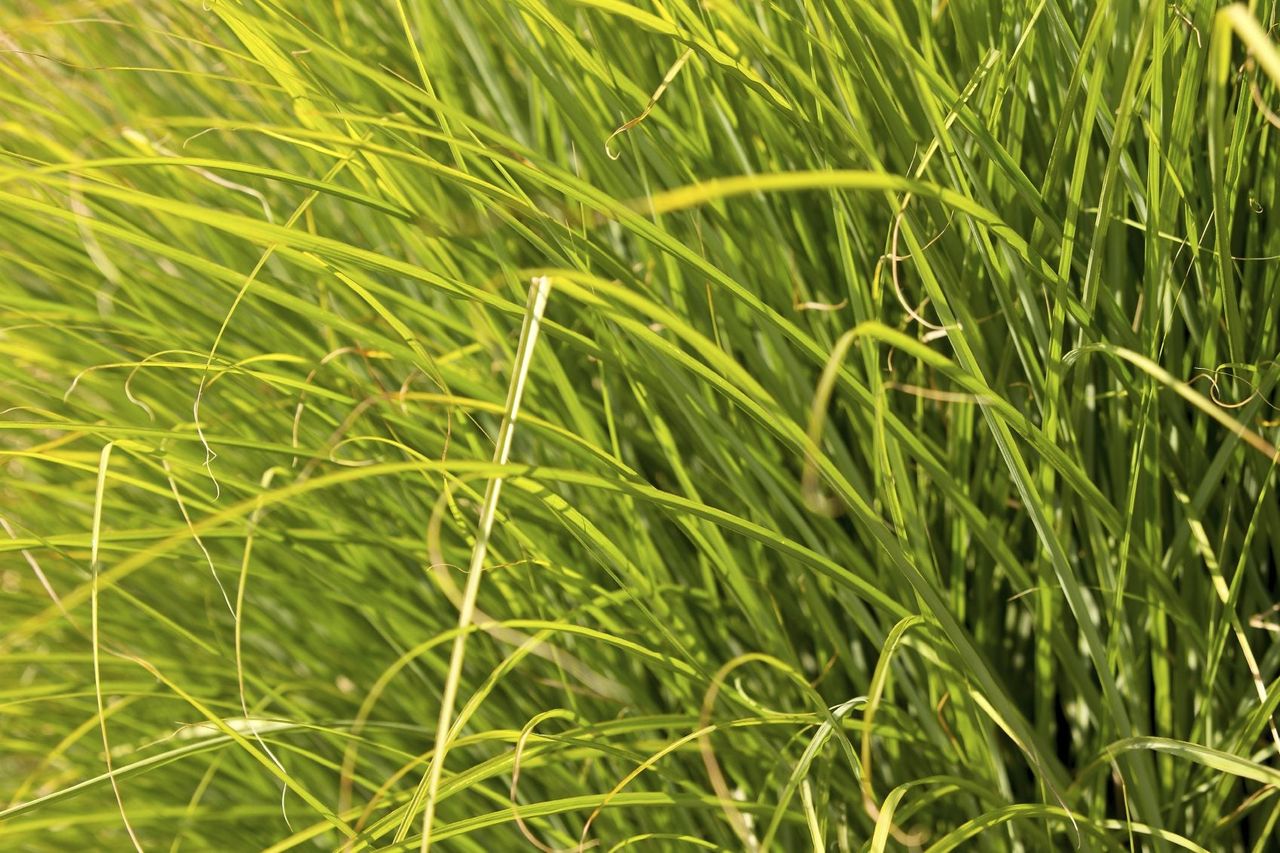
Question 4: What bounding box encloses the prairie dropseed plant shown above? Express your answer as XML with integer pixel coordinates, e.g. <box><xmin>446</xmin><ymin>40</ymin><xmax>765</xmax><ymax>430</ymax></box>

<box><xmin>3</xmin><ymin>1</ymin><xmax>1280</xmax><ymax>850</ymax></box>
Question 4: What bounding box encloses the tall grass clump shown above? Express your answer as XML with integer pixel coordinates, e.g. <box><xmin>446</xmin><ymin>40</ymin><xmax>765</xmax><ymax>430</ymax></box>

<box><xmin>3</xmin><ymin>0</ymin><xmax>1280</xmax><ymax>849</ymax></box>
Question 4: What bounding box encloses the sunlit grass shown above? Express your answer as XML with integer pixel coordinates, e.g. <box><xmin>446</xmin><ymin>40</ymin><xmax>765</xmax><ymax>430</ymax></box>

<box><xmin>3</xmin><ymin>1</ymin><xmax>1280</xmax><ymax>850</ymax></box>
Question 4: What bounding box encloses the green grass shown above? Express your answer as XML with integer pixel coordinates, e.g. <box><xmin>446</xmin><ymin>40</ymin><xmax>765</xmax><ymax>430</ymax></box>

<box><xmin>3</xmin><ymin>0</ymin><xmax>1280</xmax><ymax>849</ymax></box>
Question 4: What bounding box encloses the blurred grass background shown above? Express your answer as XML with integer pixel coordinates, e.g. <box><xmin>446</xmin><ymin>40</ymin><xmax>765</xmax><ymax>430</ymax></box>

<box><xmin>3</xmin><ymin>0</ymin><xmax>1280</xmax><ymax>849</ymax></box>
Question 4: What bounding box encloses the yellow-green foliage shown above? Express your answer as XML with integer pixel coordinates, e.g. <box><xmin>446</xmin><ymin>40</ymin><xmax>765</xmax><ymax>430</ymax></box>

<box><xmin>3</xmin><ymin>1</ymin><xmax>1280</xmax><ymax>850</ymax></box>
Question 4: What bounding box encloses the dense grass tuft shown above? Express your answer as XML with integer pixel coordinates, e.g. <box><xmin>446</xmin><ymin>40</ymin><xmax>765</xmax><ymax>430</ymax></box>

<box><xmin>4</xmin><ymin>1</ymin><xmax>1280</xmax><ymax>850</ymax></box>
